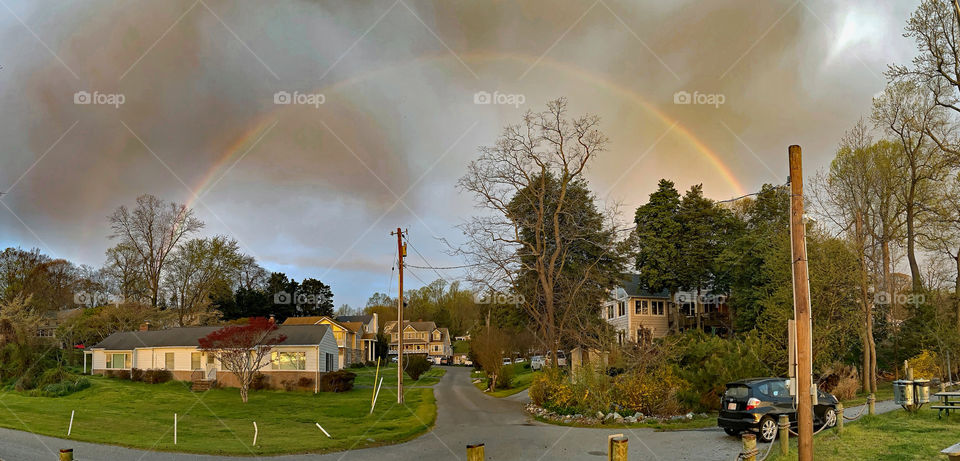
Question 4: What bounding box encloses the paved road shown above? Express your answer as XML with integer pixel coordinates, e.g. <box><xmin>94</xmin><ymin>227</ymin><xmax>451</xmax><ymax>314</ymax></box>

<box><xmin>0</xmin><ymin>368</ymin><xmax>899</xmax><ymax>461</ymax></box>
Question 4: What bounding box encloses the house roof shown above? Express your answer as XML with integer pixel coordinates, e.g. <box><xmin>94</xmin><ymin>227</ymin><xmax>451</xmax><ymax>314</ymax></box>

<box><xmin>281</xmin><ymin>316</ymin><xmax>325</xmax><ymax>325</ymax></box>
<box><xmin>618</xmin><ymin>274</ymin><xmax>671</xmax><ymax>299</ymax></box>
<box><xmin>336</xmin><ymin>314</ymin><xmax>373</xmax><ymax>324</ymax></box>
<box><xmin>383</xmin><ymin>320</ymin><xmax>438</xmax><ymax>333</ymax></box>
<box><xmin>361</xmin><ymin>333</ymin><xmax>377</xmax><ymax>340</ymax></box>
<box><xmin>339</xmin><ymin>321</ymin><xmax>364</xmax><ymax>333</ymax></box>
<box><xmin>91</xmin><ymin>324</ymin><xmax>331</xmax><ymax>350</ymax></box>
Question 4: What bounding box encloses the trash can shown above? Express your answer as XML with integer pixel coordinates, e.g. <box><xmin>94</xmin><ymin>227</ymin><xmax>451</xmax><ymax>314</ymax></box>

<box><xmin>894</xmin><ymin>380</ymin><xmax>915</xmax><ymax>406</ymax></box>
<box><xmin>914</xmin><ymin>379</ymin><xmax>931</xmax><ymax>404</ymax></box>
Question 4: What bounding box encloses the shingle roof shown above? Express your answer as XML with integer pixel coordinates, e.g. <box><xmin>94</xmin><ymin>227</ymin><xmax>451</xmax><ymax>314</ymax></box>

<box><xmin>383</xmin><ymin>320</ymin><xmax>438</xmax><ymax>333</ymax></box>
<box><xmin>91</xmin><ymin>324</ymin><xmax>331</xmax><ymax>350</ymax></box>
<box><xmin>338</xmin><ymin>321</ymin><xmax>363</xmax><ymax>333</ymax></box>
<box><xmin>281</xmin><ymin>316</ymin><xmax>325</xmax><ymax>325</ymax></box>
<box><xmin>619</xmin><ymin>274</ymin><xmax>671</xmax><ymax>298</ymax></box>
<box><xmin>336</xmin><ymin>314</ymin><xmax>373</xmax><ymax>324</ymax></box>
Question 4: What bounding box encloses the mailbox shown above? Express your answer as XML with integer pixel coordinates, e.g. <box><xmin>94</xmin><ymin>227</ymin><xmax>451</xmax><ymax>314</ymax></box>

<box><xmin>914</xmin><ymin>379</ymin><xmax>931</xmax><ymax>404</ymax></box>
<box><xmin>893</xmin><ymin>380</ymin><xmax>915</xmax><ymax>406</ymax></box>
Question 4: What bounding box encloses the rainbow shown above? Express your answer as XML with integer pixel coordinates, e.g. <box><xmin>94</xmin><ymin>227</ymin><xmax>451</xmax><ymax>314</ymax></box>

<box><xmin>187</xmin><ymin>52</ymin><xmax>746</xmax><ymax>207</ymax></box>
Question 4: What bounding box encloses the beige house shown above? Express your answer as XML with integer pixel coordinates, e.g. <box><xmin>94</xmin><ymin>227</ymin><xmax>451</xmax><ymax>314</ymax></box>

<box><xmin>283</xmin><ymin>314</ymin><xmax>378</xmax><ymax>367</ymax></box>
<box><xmin>602</xmin><ymin>274</ymin><xmax>730</xmax><ymax>343</ymax></box>
<box><xmin>382</xmin><ymin>320</ymin><xmax>452</xmax><ymax>364</ymax></box>
<box><xmin>87</xmin><ymin>323</ymin><xmax>339</xmax><ymax>392</ymax></box>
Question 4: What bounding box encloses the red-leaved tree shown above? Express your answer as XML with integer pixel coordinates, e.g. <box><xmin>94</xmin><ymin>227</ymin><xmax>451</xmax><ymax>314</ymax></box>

<box><xmin>198</xmin><ymin>317</ymin><xmax>286</xmax><ymax>403</ymax></box>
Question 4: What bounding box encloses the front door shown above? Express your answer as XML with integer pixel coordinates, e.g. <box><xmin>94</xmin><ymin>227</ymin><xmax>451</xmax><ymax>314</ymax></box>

<box><xmin>205</xmin><ymin>354</ymin><xmax>217</xmax><ymax>380</ymax></box>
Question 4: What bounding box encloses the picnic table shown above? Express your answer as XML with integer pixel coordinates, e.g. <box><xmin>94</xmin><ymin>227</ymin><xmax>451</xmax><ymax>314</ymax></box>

<box><xmin>932</xmin><ymin>391</ymin><xmax>960</xmax><ymax>418</ymax></box>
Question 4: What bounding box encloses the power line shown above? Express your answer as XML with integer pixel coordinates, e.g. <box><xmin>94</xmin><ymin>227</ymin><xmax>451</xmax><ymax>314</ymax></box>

<box><xmin>404</xmin><ymin>262</ymin><xmax>478</xmax><ymax>270</ymax></box>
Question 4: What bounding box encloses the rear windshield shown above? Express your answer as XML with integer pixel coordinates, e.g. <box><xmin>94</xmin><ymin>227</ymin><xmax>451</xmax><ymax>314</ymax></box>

<box><xmin>724</xmin><ymin>385</ymin><xmax>750</xmax><ymax>399</ymax></box>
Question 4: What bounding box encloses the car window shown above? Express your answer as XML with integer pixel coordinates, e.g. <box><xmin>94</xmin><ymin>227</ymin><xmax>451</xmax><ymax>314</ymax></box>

<box><xmin>760</xmin><ymin>380</ymin><xmax>789</xmax><ymax>398</ymax></box>
<box><xmin>724</xmin><ymin>386</ymin><xmax>749</xmax><ymax>399</ymax></box>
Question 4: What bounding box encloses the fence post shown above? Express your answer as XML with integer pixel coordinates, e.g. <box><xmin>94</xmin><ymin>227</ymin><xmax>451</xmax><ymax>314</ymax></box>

<box><xmin>608</xmin><ymin>434</ymin><xmax>628</xmax><ymax>461</ymax></box>
<box><xmin>741</xmin><ymin>433</ymin><xmax>757</xmax><ymax>461</ymax></box>
<box><xmin>836</xmin><ymin>403</ymin><xmax>844</xmax><ymax>435</ymax></box>
<box><xmin>867</xmin><ymin>393</ymin><xmax>875</xmax><ymax>416</ymax></box>
<box><xmin>778</xmin><ymin>414</ymin><xmax>790</xmax><ymax>456</ymax></box>
<box><xmin>59</xmin><ymin>449</ymin><xmax>73</xmax><ymax>461</ymax></box>
<box><xmin>466</xmin><ymin>443</ymin><xmax>484</xmax><ymax>461</ymax></box>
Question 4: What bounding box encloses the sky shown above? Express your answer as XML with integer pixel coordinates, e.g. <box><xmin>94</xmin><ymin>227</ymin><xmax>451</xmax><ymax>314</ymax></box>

<box><xmin>0</xmin><ymin>0</ymin><xmax>922</xmax><ymax>310</ymax></box>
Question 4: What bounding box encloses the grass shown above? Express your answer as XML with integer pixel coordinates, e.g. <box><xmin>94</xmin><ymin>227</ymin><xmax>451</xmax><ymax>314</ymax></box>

<box><xmin>840</xmin><ymin>382</ymin><xmax>895</xmax><ymax>408</ymax></box>
<box><xmin>768</xmin><ymin>407</ymin><xmax>960</xmax><ymax>460</ymax></box>
<box><xmin>351</xmin><ymin>363</ymin><xmax>446</xmax><ymax>387</ymax></box>
<box><xmin>472</xmin><ymin>362</ymin><xmax>540</xmax><ymax>398</ymax></box>
<box><xmin>0</xmin><ymin>375</ymin><xmax>436</xmax><ymax>455</ymax></box>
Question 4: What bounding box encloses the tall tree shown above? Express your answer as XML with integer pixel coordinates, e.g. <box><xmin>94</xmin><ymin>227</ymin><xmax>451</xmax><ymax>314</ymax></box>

<box><xmin>458</xmin><ymin>98</ymin><xmax>619</xmax><ymax>363</ymax></box>
<box><xmin>676</xmin><ymin>184</ymin><xmax>732</xmax><ymax>330</ymax></box>
<box><xmin>634</xmin><ymin>179</ymin><xmax>683</xmax><ymax>332</ymax></box>
<box><xmin>297</xmin><ymin>278</ymin><xmax>334</xmax><ymax>317</ymax></box>
<box><xmin>164</xmin><ymin>236</ymin><xmax>245</xmax><ymax>326</ymax></box>
<box><xmin>108</xmin><ymin>194</ymin><xmax>204</xmax><ymax>307</ymax></box>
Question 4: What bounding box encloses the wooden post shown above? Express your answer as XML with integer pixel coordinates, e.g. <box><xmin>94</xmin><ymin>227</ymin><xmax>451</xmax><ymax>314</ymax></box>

<box><xmin>393</xmin><ymin>228</ymin><xmax>405</xmax><ymax>404</ymax></box>
<box><xmin>836</xmin><ymin>403</ymin><xmax>844</xmax><ymax>435</ymax></box>
<box><xmin>779</xmin><ymin>414</ymin><xmax>790</xmax><ymax>456</ymax></box>
<box><xmin>608</xmin><ymin>434</ymin><xmax>628</xmax><ymax>461</ymax></box>
<box><xmin>868</xmin><ymin>393</ymin><xmax>875</xmax><ymax>416</ymax></box>
<box><xmin>467</xmin><ymin>443</ymin><xmax>484</xmax><ymax>461</ymax></box>
<box><xmin>59</xmin><ymin>449</ymin><xmax>73</xmax><ymax>461</ymax></box>
<box><xmin>789</xmin><ymin>145</ymin><xmax>814</xmax><ymax>461</ymax></box>
<box><xmin>741</xmin><ymin>433</ymin><xmax>757</xmax><ymax>461</ymax></box>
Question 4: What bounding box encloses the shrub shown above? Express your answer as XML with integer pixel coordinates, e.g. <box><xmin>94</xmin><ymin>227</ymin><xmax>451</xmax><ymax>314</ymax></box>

<box><xmin>250</xmin><ymin>372</ymin><xmax>269</xmax><ymax>390</ymax></box>
<box><xmin>349</xmin><ymin>362</ymin><xmax>366</xmax><ymax>369</ymax></box>
<box><xmin>298</xmin><ymin>376</ymin><xmax>314</xmax><ymax>388</ymax></box>
<box><xmin>529</xmin><ymin>368</ymin><xmax>577</xmax><ymax>414</ymax></box>
<box><xmin>39</xmin><ymin>378</ymin><xmax>90</xmax><ymax>397</ymax></box>
<box><xmin>280</xmin><ymin>379</ymin><xmax>296</xmax><ymax>391</ymax></box>
<box><xmin>143</xmin><ymin>369</ymin><xmax>172</xmax><ymax>384</ymax></box>
<box><xmin>131</xmin><ymin>368</ymin><xmax>145</xmax><ymax>382</ymax></box>
<box><xmin>818</xmin><ymin>363</ymin><xmax>859</xmax><ymax>400</ymax></box>
<box><xmin>104</xmin><ymin>370</ymin><xmax>129</xmax><ymax>379</ymax></box>
<box><xmin>671</xmin><ymin>331</ymin><xmax>769</xmax><ymax>411</ymax></box>
<box><xmin>36</xmin><ymin>367</ymin><xmax>77</xmax><ymax>388</ymax></box>
<box><xmin>405</xmin><ymin>355</ymin><xmax>432</xmax><ymax>381</ymax></box>
<box><xmin>319</xmin><ymin>370</ymin><xmax>356</xmax><ymax>392</ymax></box>
<box><xmin>612</xmin><ymin>367</ymin><xmax>685</xmax><ymax>416</ymax></box>
<box><xmin>495</xmin><ymin>364</ymin><xmax>514</xmax><ymax>389</ymax></box>
<box><xmin>908</xmin><ymin>350</ymin><xmax>942</xmax><ymax>380</ymax></box>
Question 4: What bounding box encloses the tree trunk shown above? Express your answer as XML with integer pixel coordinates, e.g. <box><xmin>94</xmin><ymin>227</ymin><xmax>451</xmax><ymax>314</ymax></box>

<box><xmin>856</xmin><ymin>213</ymin><xmax>873</xmax><ymax>394</ymax></box>
<box><xmin>955</xmin><ymin>251</ymin><xmax>960</xmax><ymax>333</ymax></box>
<box><xmin>240</xmin><ymin>384</ymin><xmax>249</xmax><ymax>403</ymax></box>
<box><xmin>696</xmin><ymin>286</ymin><xmax>702</xmax><ymax>331</ymax></box>
<box><xmin>906</xmin><ymin>194</ymin><xmax>923</xmax><ymax>293</ymax></box>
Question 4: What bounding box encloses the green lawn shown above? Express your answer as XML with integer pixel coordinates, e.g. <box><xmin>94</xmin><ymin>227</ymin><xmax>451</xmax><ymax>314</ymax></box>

<box><xmin>768</xmin><ymin>407</ymin><xmax>960</xmax><ymax>460</ymax></box>
<box><xmin>351</xmin><ymin>363</ymin><xmax>446</xmax><ymax>387</ymax></box>
<box><xmin>0</xmin><ymin>375</ymin><xmax>436</xmax><ymax>455</ymax></box>
<box><xmin>473</xmin><ymin>362</ymin><xmax>539</xmax><ymax>398</ymax></box>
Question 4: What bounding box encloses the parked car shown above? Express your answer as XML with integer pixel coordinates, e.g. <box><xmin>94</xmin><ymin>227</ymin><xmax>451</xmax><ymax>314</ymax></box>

<box><xmin>530</xmin><ymin>355</ymin><xmax>545</xmax><ymax>370</ymax></box>
<box><xmin>502</xmin><ymin>357</ymin><xmax>512</xmax><ymax>365</ymax></box>
<box><xmin>717</xmin><ymin>378</ymin><xmax>838</xmax><ymax>442</ymax></box>
<box><xmin>545</xmin><ymin>350</ymin><xmax>567</xmax><ymax>367</ymax></box>
<box><xmin>514</xmin><ymin>357</ymin><xmax>526</xmax><ymax>363</ymax></box>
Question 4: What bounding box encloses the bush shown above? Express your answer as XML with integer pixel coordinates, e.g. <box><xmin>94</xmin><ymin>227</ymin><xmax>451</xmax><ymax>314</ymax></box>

<box><xmin>143</xmin><ymin>369</ymin><xmax>172</xmax><ymax>384</ymax></box>
<box><xmin>319</xmin><ymin>370</ymin><xmax>356</xmax><ymax>392</ymax></box>
<box><xmin>280</xmin><ymin>379</ymin><xmax>296</xmax><ymax>391</ymax></box>
<box><xmin>818</xmin><ymin>363</ymin><xmax>859</xmax><ymax>400</ymax></box>
<box><xmin>495</xmin><ymin>364</ymin><xmax>514</xmax><ymax>389</ymax></box>
<box><xmin>250</xmin><ymin>372</ymin><xmax>269</xmax><ymax>390</ymax></box>
<box><xmin>39</xmin><ymin>378</ymin><xmax>90</xmax><ymax>397</ymax></box>
<box><xmin>36</xmin><ymin>367</ymin><xmax>77</xmax><ymax>388</ymax></box>
<box><xmin>908</xmin><ymin>350</ymin><xmax>942</xmax><ymax>380</ymax></box>
<box><xmin>131</xmin><ymin>368</ymin><xmax>145</xmax><ymax>382</ymax></box>
<box><xmin>529</xmin><ymin>368</ymin><xmax>577</xmax><ymax>414</ymax></box>
<box><xmin>612</xmin><ymin>367</ymin><xmax>685</xmax><ymax>416</ymax></box>
<box><xmin>405</xmin><ymin>355</ymin><xmax>432</xmax><ymax>381</ymax></box>
<box><xmin>349</xmin><ymin>362</ymin><xmax>366</xmax><ymax>369</ymax></box>
<box><xmin>297</xmin><ymin>376</ymin><xmax>314</xmax><ymax>388</ymax></box>
<box><xmin>104</xmin><ymin>370</ymin><xmax>129</xmax><ymax>379</ymax></box>
<box><xmin>671</xmin><ymin>331</ymin><xmax>769</xmax><ymax>411</ymax></box>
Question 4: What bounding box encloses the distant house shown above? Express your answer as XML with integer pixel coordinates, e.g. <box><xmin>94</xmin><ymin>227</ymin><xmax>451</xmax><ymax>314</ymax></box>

<box><xmin>382</xmin><ymin>320</ymin><xmax>452</xmax><ymax>364</ymax></box>
<box><xmin>601</xmin><ymin>274</ymin><xmax>730</xmax><ymax>343</ymax></box>
<box><xmin>37</xmin><ymin>307</ymin><xmax>82</xmax><ymax>346</ymax></box>
<box><xmin>87</xmin><ymin>322</ymin><xmax>339</xmax><ymax>392</ymax></box>
<box><xmin>283</xmin><ymin>314</ymin><xmax>378</xmax><ymax>367</ymax></box>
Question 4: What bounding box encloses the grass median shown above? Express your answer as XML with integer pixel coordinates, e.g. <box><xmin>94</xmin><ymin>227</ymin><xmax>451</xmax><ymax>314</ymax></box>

<box><xmin>0</xmin><ymin>374</ymin><xmax>436</xmax><ymax>455</ymax></box>
<box><xmin>473</xmin><ymin>362</ymin><xmax>539</xmax><ymax>398</ymax></box>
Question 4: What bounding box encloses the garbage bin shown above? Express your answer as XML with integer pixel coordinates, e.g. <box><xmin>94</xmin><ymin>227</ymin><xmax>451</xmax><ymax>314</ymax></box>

<box><xmin>894</xmin><ymin>380</ymin><xmax>915</xmax><ymax>406</ymax></box>
<box><xmin>914</xmin><ymin>379</ymin><xmax>931</xmax><ymax>404</ymax></box>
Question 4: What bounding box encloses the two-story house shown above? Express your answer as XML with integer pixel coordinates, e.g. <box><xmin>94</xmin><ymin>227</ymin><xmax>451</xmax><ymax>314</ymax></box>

<box><xmin>602</xmin><ymin>274</ymin><xmax>730</xmax><ymax>344</ymax></box>
<box><xmin>283</xmin><ymin>315</ymin><xmax>378</xmax><ymax>367</ymax></box>
<box><xmin>382</xmin><ymin>320</ymin><xmax>452</xmax><ymax>364</ymax></box>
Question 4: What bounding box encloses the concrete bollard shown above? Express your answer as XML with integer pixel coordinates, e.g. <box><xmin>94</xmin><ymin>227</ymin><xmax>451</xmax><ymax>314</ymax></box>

<box><xmin>868</xmin><ymin>393</ymin><xmax>876</xmax><ymax>416</ymax></box>
<box><xmin>466</xmin><ymin>443</ymin><xmax>484</xmax><ymax>461</ymax></box>
<box><xmin>59</xmin><ymin>448</ymin><xmax>73</xmax><ymax>461</ymax></box>
<box><xmin>608</xmin><ymin>435</ymin><xmax>628</xmax><ymax>461</ymax></box>
<box><xmin>778</xmin><ymin>414</ymin><xmax>790</xmax><ymax>456</ymax></box>
<box><xmin>741</xmin><ymin>433</ymin><xmax>757</xmax><ymax>461</ymax></box>
<box><xmin>836</xmin><ymin>403</ymin><xmax>844</xmax><ymax>435</ymax></box>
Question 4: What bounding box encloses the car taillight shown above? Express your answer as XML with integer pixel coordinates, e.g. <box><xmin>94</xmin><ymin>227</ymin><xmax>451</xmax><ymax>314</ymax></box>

<box><xmin>745</xmin><ymin>398</ymin><xmax>760</xmax><ymax>410</ymax></box>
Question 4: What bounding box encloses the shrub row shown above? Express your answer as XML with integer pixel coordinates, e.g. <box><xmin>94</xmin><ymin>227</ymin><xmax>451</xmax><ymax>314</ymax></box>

<box><xmin>106</xmin><ymin>368</ymin><xmax>172</xmax><ymax>384</ymax></box>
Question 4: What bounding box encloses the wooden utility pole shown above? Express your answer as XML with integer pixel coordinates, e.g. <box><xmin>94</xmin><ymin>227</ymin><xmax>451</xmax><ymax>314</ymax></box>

<box><xmin>789</xmin><ymin>145</ymin><xmax>814</xmax><ymax>461</ymax></box>
<box><xmin>392</xmin><ymin>228</ymin><xmax>406</xmax><ymax>404</ymax></box>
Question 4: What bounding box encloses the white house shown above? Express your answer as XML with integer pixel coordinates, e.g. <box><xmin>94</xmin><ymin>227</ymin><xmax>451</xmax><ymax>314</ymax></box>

<box><xmin>86</xmin><ymin>323</ymin><xmax>339</xmax><ymax>392</ymax></box>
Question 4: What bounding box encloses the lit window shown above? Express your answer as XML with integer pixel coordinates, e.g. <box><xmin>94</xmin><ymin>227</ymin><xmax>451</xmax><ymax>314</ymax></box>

<box><xmin>107</xmin><ymin>353</ymin><xmax>130</xmax><ymax>369</ymax></box>
<box><xmin>271</xmin><ymin>352</ymin><xmax>306</xmax><ymax>370</ymax></box>
<box><xmin>191</xmin><ymin>352</ymin><xmax>201</xmax><ymax>370</ymax></box>
<box><xmin>651</xmin><ymin>301</ymin><xmax>665</xmax><ymax>316</ymax></box>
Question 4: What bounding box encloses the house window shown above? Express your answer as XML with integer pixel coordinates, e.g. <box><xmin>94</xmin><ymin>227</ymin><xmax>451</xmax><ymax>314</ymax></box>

<box><xmin>207</xmin><ymin>354</ymin><xmax>215</xmax><ymax>364</ymax></box>
<box><xmin>271</xmin><ymin>352</ymin><xmax>306</xmax><ymax>370</ymax></box>
<box><xmin>107</xmin><ymin>353</ymin><xmax>130</xmax><ymax>369</ymax></box>
<box><xmin>681</xmin><ymin>302</ymin><xmax>695</xmax><ymax>316</ymax></box>
<box><xmin>333</xmin><ymin>331</ymin><xmax>346</xmax><ymax>346</ymax></box>
<box><xmin>617</xmin><ymin>330</ymin><xmax>625</xmax><ymax>345</ymax></box>
<box><xmin>325</xmin><ymin>353</ymin><xmax>335</xmax><ymax>371</ymax></box>
<box><xmin>635</xmin><ymin>300</ymin><xmax>649</xmax><ymax>315</ymax></box>
<box><xmin>191</xmin><ymin>352</ymin><xmax>201</xmax><ymax>370</ymax></box>
<box><xmin>165</xmin><ymin>352</ymin><xmax>175</xmax><ymax>370</ymax></box>
<box><xmin>651</xmin><ymin>300</ymin><xmax>665</xmax><ymax>316</ymax></box>
<box><xmin>607</xmin><ymin>305</ymin><xmax>614</xmax><ymax>319</ymax></box>
<box><xmin>617</xmin><ymin>301</ymin><xmax>626</xmax><ymax>317</ymax></box>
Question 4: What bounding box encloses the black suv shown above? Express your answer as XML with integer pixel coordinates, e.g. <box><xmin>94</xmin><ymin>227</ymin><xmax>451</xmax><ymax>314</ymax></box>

<box><xmin>717</xmin><ymin>378</ymin><xmax>838</xmax><ymax>442</ymax></box>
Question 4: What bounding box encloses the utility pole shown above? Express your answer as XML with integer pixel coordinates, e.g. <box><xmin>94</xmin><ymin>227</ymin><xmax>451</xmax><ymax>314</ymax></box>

<box><xmin>789</xmin><ymin>145</ymin><xmax>814</xmax><ymax>461</ymax></box>
<box><xmin>392</xmin><ymin>228</ymin><xmax>406</xmax><ymax>404</ymax></box>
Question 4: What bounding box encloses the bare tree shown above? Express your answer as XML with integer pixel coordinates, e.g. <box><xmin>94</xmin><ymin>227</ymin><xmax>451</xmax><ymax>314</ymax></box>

<box><xmin>109</xmin><ymin>194</ymin><xmax>204</xmax><ymax>308</ymax></box>
<box><xmin>164</xmin><ymin>236</ymin><xmax>244</xmax><ymax>326</ymax></box>
<box><xmin>457</xmin><ymin>98</ymin><xmax>620</xmax><ymax>365</ymax></box>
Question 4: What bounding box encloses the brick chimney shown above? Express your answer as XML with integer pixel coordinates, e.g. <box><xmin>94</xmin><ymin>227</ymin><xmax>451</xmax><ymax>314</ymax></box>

<box><xmin>269</xmin><ymin>314</ymin><xmax>276</xmax><ymax>324</ymax></box>
<box><xmin>139</xmin><ymin>321</ymin><xmax>151</xmax><ymax>331</ymax></box>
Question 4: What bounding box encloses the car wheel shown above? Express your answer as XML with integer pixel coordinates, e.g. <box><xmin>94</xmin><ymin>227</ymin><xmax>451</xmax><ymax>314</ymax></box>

<box><xmin>723</xmin><ymin>427</ymin><xmax>740</xmax><ymax>437</ymax></box>
<box><xmin>758</xmin><ymin>416</ymin><xmax>778</xmax><ymax>443</ymax></box>
<box><xmin>822</xmin><ymin>408</ymin><xmax>837</xmax><ymax>428</ymax></box>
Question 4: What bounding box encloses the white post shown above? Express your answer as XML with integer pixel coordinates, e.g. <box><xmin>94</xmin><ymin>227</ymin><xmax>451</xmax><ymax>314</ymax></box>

<box><xmin>174</xmin><ymin>413</ymin><xmax>177</xmax><ymax>445</ymax></box>
<box><xmin>315</xmin><ymin>423</ymin><xmax>332</xmax><ymax>438</ymax></box>
<box><xmin>252</xmin><ymin>422</ymin><xmax>258</xmax><ymax>446</ymax></box>
<box><xmin>370</xmin><ymin>377</ymin><xmax>384</xmax><ymax>414</ymax></box>
<box><xmin>67</xmin><ymin>410</ymin><xmax>74</xmax><ymax>436</ymax></box>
